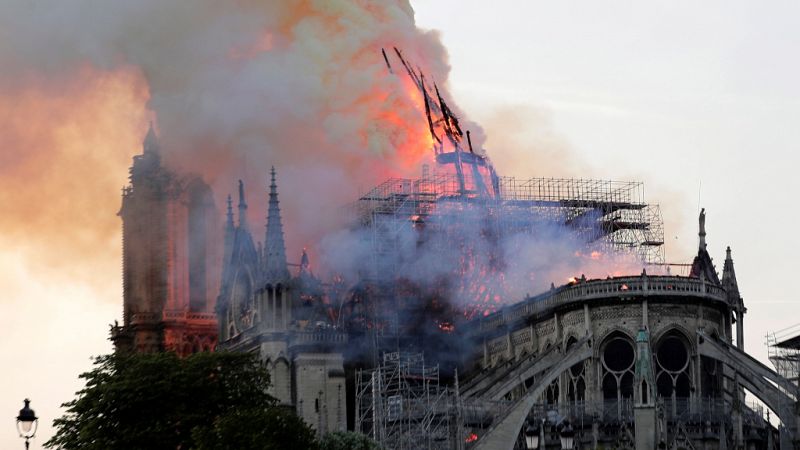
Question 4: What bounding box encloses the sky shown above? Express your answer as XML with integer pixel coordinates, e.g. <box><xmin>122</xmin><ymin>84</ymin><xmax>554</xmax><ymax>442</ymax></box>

<box><xmin>2</xmin><ymin>1</ymin><xmax>800</xmax><ymax>447</ymax></box>
<box><xmin>413</xmin><ymin>1</ymin><xmax>800</xmax><ymax>359</ymax></box>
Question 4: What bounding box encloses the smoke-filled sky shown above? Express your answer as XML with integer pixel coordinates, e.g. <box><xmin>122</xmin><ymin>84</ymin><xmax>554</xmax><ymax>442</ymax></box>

<box><xmin>2</xmin><ymin>0</ymin><xmax>800</xmax><ymax>446</ymax></box>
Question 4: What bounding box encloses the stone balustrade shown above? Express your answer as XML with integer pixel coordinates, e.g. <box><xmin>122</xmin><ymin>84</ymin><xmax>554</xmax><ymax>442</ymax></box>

<box><xmin>288</xmin><ymin>329</ymin><xmax>348</xmax><ymax>347</ymax></box>
<box><xmin>473</xmin><ymin>275</ymin><xmax>728</xmax><ymax>334</ymax></box>
<box><xmin>131</xmin><ymin>310</ymin><xmax>217</xmax><ymax>325</ymax></box>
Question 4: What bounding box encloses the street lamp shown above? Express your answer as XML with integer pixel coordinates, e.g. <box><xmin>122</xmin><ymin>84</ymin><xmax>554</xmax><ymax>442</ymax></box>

<box><xmin>525</xmin><ymin>421</ymin><xmax>541</xmax><ymax>449</ymax></box>
<box><xmin>16</xmin><ymin>399</ymin><xmax>38</xmax><ymax>450</ymax></box>
<box><xmin>559</xmin><ymin>419</ymin><xmax>575</xmax><ymax>450</ymax></box>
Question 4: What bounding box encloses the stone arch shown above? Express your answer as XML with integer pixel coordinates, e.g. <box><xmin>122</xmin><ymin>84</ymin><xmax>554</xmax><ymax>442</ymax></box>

<box><xmin>598</xmin><ymin>330</ymin><xmax>636</xmax><ymax>418</ymax></box>
<box><xmin>228</xmin><ymin>323</ymin><xmax>237</xmax><ymax>340</ymax></box>
<box><xmin>272</xmin><ymin>356</ymin><xmax>292</xmax><ymax>404</ymax></box>
<box><xmin>564</xmin><ymin>335</ymin><xmax>586</xmax><ymax>404</ymax></box>
<box><xmin>654</xmin><ymin>327</ymin><xmax>695</xmax><ymax>416</ymax></box>
<box><xmin>652</xmin><ymin>324</ymin><xmax>696</xmax><ymax>354</ymax></box>
<box><xmin>231</xmin><ymin>267</ymin><xmax>255</xmax><ymax>330</ymax></box>
<box><xmin>595</xmin><ymin>327</ymin><xmax>635</xmax><ymax>359</ymax></box>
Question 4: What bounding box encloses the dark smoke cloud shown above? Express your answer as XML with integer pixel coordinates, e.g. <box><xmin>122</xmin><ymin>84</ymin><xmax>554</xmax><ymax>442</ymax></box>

<box><xmin>0</xmin><ymin>0</ymin><xmax>484</xmax><ymax>261</ymax></box>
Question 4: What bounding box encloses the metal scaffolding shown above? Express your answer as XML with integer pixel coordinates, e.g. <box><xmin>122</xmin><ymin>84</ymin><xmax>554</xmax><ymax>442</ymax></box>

<box><xmin>352</xmin><ymin>171</ymin><xmax>665</xmax><ymax>284</ymax></box>
<box><xmin>355</xmin><ymin>352</ymin><xmax>460</xmax><ymax>450</ymax></box>
<box><xmin>767</xmin><ymin>324</ymin><xmax>800</xmax><ymax>388</ymax></box>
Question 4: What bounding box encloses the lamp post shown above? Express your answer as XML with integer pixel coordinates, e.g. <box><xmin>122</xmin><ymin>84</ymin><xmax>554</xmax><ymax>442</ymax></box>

<box><xmin>525</xmin><ymin>421</ymin><xmax>541</xmax><ymax>449</ymax></box>
<box><xmin>559</xmin><ymin>419</ymin><xmax>575</xmax><ymax>450</ymax></box>
<box><xmin>16</xmin><ymin>399</ymin><xmax>38</xmax><ymax>450</ymax></box>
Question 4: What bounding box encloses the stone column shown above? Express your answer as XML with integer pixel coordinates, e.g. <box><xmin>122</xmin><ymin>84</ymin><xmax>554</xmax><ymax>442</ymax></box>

<box><xmin>736</xmin><ymin>309</ymin><xmax>745</xmax><ymax>350</ymax></box>
<box><xmin>282</xmin><ymin>288</ymin><xmax>288</xmax><ymax>329</ymax></box>
<box><xmin>642</xmin><ymin>300</ymin><xmax>649</xmax><ymax>329</ymax></box>
<box><xmin>271</xmin><ymin>288</ymin><xmax>277</xmax><ymax>330</ymax></box>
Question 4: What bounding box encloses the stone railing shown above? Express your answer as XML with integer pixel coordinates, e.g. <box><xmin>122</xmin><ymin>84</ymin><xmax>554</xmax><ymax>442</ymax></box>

<box><xmin>474</xmin><ymin>276</ymin><xmax>728</xmax><ymax>334</ymax></box>
<box><xmin>288</xmin><ymin>329</ymin><xmax>348</xmax><ymax>347</ymax></box>
<box><xmin>130</xmin><ymin>310</ymin><xmax>217</xmax><ymax>325</ymax></box>
<box><xmin>525</xmin><ymin>398</ymin><xmax>768</xmax><ymax>428</ymax></box>
<box><xmin>163</xmin><ymin>310</ymin><xmax>217</xmax><ymax>323</ymax></box>
<box><xmin>130</xmin><ymin>312</ymin><xmax>160</xmax><ymax>324</ymax></box>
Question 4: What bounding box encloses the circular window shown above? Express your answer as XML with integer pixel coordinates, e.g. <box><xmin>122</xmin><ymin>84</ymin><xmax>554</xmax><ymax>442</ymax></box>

<box><xmin>602</xmin><ymin>337</ymin><xmax>635</xmax><ymax>372</ymax></box>
<box><xmin>657</xmin><ymin>336</ymin><xmax>689</xmax><ymax>372</ymax></box>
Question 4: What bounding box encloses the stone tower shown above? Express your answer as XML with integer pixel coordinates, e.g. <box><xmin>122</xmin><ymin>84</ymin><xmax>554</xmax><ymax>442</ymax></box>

<box><xmin>216</xmin><ymin>168</ymin><xmax>348</xmax><ymax>437</ymax></box>
<box><xmin>112</xmin><ymin>124</ymin><xmax>220</xmax><ymax>356</ymax></box>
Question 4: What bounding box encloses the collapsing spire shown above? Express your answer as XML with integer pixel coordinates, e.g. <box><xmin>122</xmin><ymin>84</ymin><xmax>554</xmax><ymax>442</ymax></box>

<box><xmin>264</xmin><ymin>167</ymin><xmax>290</xmax><ymax>281</ymax></box>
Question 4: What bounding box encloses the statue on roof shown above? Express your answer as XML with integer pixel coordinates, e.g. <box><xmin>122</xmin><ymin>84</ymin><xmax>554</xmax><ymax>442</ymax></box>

<box><xmin>699</xmin><ymin>208</ymin><xmax>707</xmax><ymax>250</ymax></box>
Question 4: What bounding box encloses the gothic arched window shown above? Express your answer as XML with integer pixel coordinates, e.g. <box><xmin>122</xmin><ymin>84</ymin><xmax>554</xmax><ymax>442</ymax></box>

<box><xmin>655</xmin><ymin>330</ymin><xmax>694</xmax><ymax>416</ymax></box>
<box><xmin>599</xmin><ymin>332</ymin><xmax>635</xmax><ymax>419</ymax></box>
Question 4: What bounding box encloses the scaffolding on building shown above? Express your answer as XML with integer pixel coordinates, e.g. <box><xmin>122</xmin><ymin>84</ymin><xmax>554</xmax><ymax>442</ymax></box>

<box><xmin>355</xmin><ymin>352</ymin><xmax>462</xmax><ymax>450</ymax></box>
<box><xmin>352</xmin><ymin>170</ymin><xmax>665</xmax><ymax>284</ymax></box>
<box><xmin>766</xmin><ymin>325</ymin><xmax>800</xmax><ymax>449</ymax></box>
<box><xmin>767</xmin><ymin>324</ymin><xmax>800</xmax><ymax>388</ymax></box>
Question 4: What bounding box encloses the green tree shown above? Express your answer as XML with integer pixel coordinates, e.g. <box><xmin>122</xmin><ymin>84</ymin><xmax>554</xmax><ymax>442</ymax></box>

<box><xmin>319</xmin><ymin>431</ymin><xmax>380</xmax><ymax>450</ymax></box>
<box><xmin>45</xmin><ymin>351</ymin><xmax>318</xmax><ymax>450</ymax></box>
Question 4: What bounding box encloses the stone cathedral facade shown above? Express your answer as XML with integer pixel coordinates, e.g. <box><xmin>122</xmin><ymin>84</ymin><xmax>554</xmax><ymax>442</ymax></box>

<box><xmin>213</xmin><ymin>169</ymin><xmax>348</xmax><ymax>435</ymax></box>
<box><xmin>112</xmin><ymin>127</ymin><xmax>347</xmax><ymax>436</ymax></box>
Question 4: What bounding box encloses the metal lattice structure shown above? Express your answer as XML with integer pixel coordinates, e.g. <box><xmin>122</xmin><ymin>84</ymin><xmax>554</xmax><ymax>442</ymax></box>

<box><xmin>767</xmin><ymin>324</ymin><xmax>800</xmax><ymax>388</ymax></box>
<box><xmin>353</xmin><ymin>170</ymin><xmax>665</xmax><ymax>284</ymax></box>
<box><xmin>355</xmin><ymin>352</ymin><xmax>460</xmax><ymax>450</ymax></box>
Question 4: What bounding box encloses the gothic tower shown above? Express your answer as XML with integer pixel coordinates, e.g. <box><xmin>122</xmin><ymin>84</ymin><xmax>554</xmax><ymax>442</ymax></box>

<box><xmin>216</xmin><ymin>168</ymin><xmax>348</xmax><ymax>436</ymax></box>
<box><xmin>112</xmin><ymin>124</ymin><xmax>220</xmax><ymax>356</ymax></box>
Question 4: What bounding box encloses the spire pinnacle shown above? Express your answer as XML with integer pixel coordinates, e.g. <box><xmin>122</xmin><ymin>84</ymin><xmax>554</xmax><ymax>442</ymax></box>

<box><xmin>265</xmin><ymin>167</ymin><xmax>289</xmax><ymax>281</ymax></box>
<box><xmin>722</xmin><ymin>246</ymin><xmax>739</xmax><ymax>294</ymax></box>
<box><xmin>238</xmin><ymin>180</ymin><xmax>248</xmax><ymax>229</ymax></box>
<box><xmin>225</xmin><ymin>194</ymin><xmax>234</xmax><ymax>228</ymax></box>
<box><xmin>143</xmin><ymin>121</ymin><xmax>159</xmax><ymax>154</ymax></box>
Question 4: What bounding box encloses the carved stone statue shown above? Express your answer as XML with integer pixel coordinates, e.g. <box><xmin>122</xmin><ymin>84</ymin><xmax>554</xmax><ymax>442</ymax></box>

<box><xmin>699</xmin><ymin>208</ymin><xmax>706</xmax><ymax>250</ymax></box>
<box><xmin>699</xmin><ymin>208</ymin><xmax>706</xmax><ymax>235</ymax></box>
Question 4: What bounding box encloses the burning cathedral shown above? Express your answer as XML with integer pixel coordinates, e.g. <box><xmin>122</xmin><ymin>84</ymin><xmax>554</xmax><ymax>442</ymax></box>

<box><xmin>110</xmin><ymin>50</ymin><xmax>800</xmax><ymax>450</ymax></box>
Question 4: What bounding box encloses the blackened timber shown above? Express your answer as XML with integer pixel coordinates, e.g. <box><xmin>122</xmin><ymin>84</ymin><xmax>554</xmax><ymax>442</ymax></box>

<box><xmin>381</xmin><ymin>48</ymin><xmax>392</xmax><ymax>73</ymax></box>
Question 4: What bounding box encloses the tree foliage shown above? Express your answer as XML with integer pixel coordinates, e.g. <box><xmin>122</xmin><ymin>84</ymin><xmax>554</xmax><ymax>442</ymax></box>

<box><xmin>319</xmin><ymin>431</ymin><xmax>380</xmax><ymax>450</ymax></box>
<box><xmin>45</xmin><ymin>351</ymin><xmax>317</xmax><ymax>450</ymax></box>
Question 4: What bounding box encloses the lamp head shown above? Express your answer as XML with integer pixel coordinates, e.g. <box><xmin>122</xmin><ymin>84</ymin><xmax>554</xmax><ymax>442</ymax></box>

<box><xmin>16</xmin><ymin>399</ymin><xmax>38</xmax><ymax>438</ymax></box>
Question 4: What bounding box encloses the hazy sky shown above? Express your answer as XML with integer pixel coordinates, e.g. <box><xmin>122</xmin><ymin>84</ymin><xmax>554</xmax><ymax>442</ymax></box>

<box><xmin>3</xmin><ymin>1</ymin><xmax>800</xmax><ymax>447</ymax></box>
<box><xmin>413</xmin><ymin>1</ymin><xmax>800</xmax><ymax>360</ymax></box>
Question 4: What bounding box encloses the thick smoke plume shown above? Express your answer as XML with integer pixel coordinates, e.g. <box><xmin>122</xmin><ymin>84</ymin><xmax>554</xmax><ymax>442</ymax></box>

<box><xmin>1</xmin><ymin>0</ymin><xmax>483</xmax><ymax>259</ymax></box>
<box><xmin>1</xmin><ymin>0</ymin><xmax>647</xmax><ymax>317</ymax></box>
<box><xmin>320</xmin><ymin>202</ymin><xmax>648</xmax><ymax>319</ymax></box>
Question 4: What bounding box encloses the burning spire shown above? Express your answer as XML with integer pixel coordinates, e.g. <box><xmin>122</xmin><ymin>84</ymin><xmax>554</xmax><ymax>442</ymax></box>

<box><xmin>264</xmin><ymin>167</ymin><xmax>290</xmax><ymax>281</ymax></box>
<box><xmin>387</xmin><ymin>47</ymin><xmax>500</xmax><ymax>199</ymax></box>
